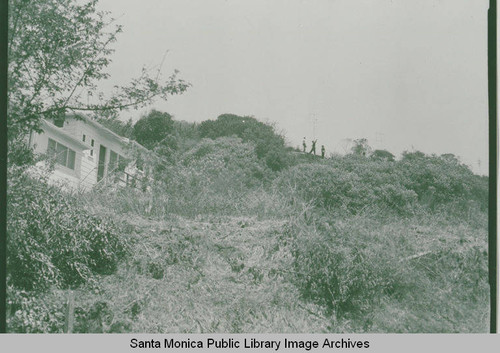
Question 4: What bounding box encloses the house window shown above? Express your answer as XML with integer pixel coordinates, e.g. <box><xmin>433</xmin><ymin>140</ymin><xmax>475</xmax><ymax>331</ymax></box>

<box><xmin>109</xmin><ymin>150</ymin><xmax>128</xmax><ymax>173</ymax></box>
<box><xmin>108</xmin><ymin>150</ymin><xmax>129</xmax><ymax>183</ymax></box>
<box><xmin>91</xmin><ymin>139</ymin><xmax>95</xmax><ymax>147</ymax></box>
<box><xmin>82</xmin><ymin>134</ymin><xmax>86</xmax><ymax>142</ymax></box>
<box><xmin>90</xmin><ymin>149</ymin><xmax>93</xmax><ymax>156</ymax></box>
<box><xmin>109</xmin><ymin>150</ymin><xmax>118</xmax><ymax>171</ymax></box>
<box><xmin>47</xmin><ymin>138</ymin><xmax>76</xmax><ymax>170</ymax></box>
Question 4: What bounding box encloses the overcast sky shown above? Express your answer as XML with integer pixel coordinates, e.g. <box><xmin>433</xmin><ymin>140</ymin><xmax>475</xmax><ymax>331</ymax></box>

<box><xmin>96</xmin><ymin>0</ymin><xmax>489</xmax><ymax>174</ymax></box>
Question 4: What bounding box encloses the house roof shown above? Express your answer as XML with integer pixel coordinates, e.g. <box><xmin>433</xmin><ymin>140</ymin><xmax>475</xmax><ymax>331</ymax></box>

<box><xmin>67</xmin><ymin>114</ymin><xmax>149</xmax><ymax>153</ymax></box>
<box><xmin>41</xmin><ymin>119</ymin><xmax>89</xmax><ymax>150</ymax></box>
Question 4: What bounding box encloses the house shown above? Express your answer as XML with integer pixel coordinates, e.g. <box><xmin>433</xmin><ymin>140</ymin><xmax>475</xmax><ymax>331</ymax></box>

<box><xmin>28</xmin><ymin>114</ymin><xmax>147</xmax><ymax>191</ymax></box>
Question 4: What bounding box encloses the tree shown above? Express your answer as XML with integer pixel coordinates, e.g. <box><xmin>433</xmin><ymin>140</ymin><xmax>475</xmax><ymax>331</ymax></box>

<box><xmin>199</xmin><ymin>114</ymin><xmax>290</xmax><ymax>170</ymax></box>
<box><xmin>133</xmin><ymin>110</ymin><xmax>174</xmax><ymax>149</ymax></box>
<box><xmin>440</xmin><ymin>153</ymin><xmax>460</xmax><ymax>164</ymax></box>
<box><xmin>401</xmin><ymin>150</ymin><xmax>426</xmax><ymax>161</ymax></box>
<box><xmin>8</xmin><ymin>0</ymin><xmax>190</xmax><ymax>138</ymax></box>
<box><xmin>351</xmin><ymin>138</ymin><xmax>372</xmax><ymax>157</ymax></box>
<box><xmin>371</xmin><ymin>149</ymin><xmax>395</xmax><ymax>161</ymax></box>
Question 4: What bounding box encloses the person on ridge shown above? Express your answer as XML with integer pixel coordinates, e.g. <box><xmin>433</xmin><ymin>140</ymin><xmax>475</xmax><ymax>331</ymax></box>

<box><xmin>309</xmin><ymin>139</ymin><xmax>317</xmax><ymax>155</ymax></box>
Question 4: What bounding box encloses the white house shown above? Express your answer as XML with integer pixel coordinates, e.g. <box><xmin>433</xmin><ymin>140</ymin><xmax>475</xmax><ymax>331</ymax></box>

<box><xmin>28</xmin><ymin>114</ymin><xmax>147</xmax><ymax>191</ymax></box>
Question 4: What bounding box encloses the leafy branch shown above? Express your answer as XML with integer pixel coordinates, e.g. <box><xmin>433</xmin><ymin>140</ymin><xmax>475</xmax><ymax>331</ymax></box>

<box><xmin>8</xmin><ymin>0</ymin><xmax>190</xmax><ymax>137</ymax></box>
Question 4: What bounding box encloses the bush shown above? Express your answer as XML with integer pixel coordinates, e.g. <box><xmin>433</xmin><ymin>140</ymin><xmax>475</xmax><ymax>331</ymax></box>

<box><xmin>149</xmin><ymin>137</ymin><xmax>271</xmax><ymax>216</ymax></box>
<box><xmin>199</xmin><ymin>114</ymin><xmax>290</xmax><ymax>171</ymax></box>
<box><xmin>8</xmin><ymin>138</ymin><xmax>37</xmax><ymax>167</ymax></box>
<box><xmin>283</xmin><ymin>218</ymin><xmax>402</xmax><ymax>316</ymax></box>
<box><xmin>7</xmin><ymin>288</ymin><xmax>66</xmax><ymax>333</ymax></box>
<box><xmin>284</xmin><ymin>212</ymin><xmax>488</xmax><ymax>329</ymax></box>
<box><xmin>265</xmin><ymin>146</ymin><xmax>292</xmax><ymax>171</ymax></box>
<box><xmin>371</xmin><ymin>149</ymin><xmax>395</xmax><ymax>161</ymax></box>
<box><xmin>7</xmin><ymin>168</ymin><xmax>126</xmax><ymax>290</ymax></box>
<box><xmin>274</xmin><ymin>163</ymin><xmax>417</xmax><ymax>215</ymax></box>
<box><xmin>274</xmin><ymin>150</ymin><xmax>487</xmax><ymax>217</ymax></box>
<box><xmin>397</xmin><ymin>152</ymin><xmax>488</xmax><ymax>212</ymax></box>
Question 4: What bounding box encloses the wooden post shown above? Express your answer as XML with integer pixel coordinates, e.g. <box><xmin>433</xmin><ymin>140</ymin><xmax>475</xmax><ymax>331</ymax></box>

<box><xmin>64</xmin><ymin>290</ymin><xmax>75</xmax><ymax>333</ymax></box>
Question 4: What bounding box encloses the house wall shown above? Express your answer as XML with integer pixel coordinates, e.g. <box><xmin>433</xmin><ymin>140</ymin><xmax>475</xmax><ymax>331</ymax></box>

<box><xmin>62</xmin><ymin>119</ymin><xmax>99</xmax><ymax>188</ymax></box>
<box><xmin>29</xmin><ymin>128</ymin><xmax>85</xmax><ymax>190</ymax></box>
<box><xmin>79</xmin><ymin>150</ymin><xmax>97</xmax><ymax>190</ymax></box>
<box><xmin>29</xmin><ymin>116</ymin><xmax>145</xmax><ymax>192</ymax></box>
<box><xmin>62</xmin><ymin>117</ymin><xmax>141</xmax><ymax>187</ymax></box>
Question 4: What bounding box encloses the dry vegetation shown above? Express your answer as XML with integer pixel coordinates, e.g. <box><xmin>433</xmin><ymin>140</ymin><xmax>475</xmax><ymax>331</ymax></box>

<box><xmin>6</xmin><ymin>116</ymin><xmax>489</xmax><ymax>333</ymax></box>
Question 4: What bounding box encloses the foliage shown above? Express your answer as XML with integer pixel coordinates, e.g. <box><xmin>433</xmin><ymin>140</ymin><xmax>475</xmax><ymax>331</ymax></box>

<box><xmin>274</xmin><ymin>162</ymin><xmax>418</xmax><ymax>215</ymax></box>
<box><xmin>371</xmin><ymin>149</ymin><xmax>395</xmax><ymax>161</ymax></box>
<box><xmin>138</xmin><ymin>120</ymin><xmax>200</xmax><ymax>162</ymax></box>
<box><xmin>172</xmin><ymin>120</ymin><xmax>200</xmax><ymax>141</ymax></box>
<box><xmin>7</xmin><ymin>288</ymin><xmax>67</xmax><ymax>333</ymax></box>
<box><xmin>265</xmin><ymin>146</ymin><xmax>292</xmax><ymax>172</ymax></box>
<box><xmin>7</xmin><ymin>167</ymin><xmax>126</xmax><ymax>291</ymax></box>
<box><xmin>167</xmin><ymin>120</ymin><xmax>201</xmax><ymax>152</ymax></box>
<box><xmin>350</xmin><ymin>138</ymin><xmax>372</xmax><ymax>156</ymax></box>
<box><xmin>277</xmin><ymin>148</ymin><xmax>488</xmax><ymax>216</ymax></box>
<box><xmin>133</xmin><ymin>110</ymin><xmax>174</xmax><ymax>149</ymax></box>
<box><xmin>283</xmin><ymin>212</ymin><xmax>488</xmax><ymax>330</ymax></box>
<box><xmin>96</xmin><ymin>116</ymin><xmax>134</xmax><ymax>138</ymax></box>
<box><xmin>199</xmin><ymin>114</ymin><xmax>289</xmax><ymax>171</ymax></box>
<box><xmin>7</xmin><ymin>138</ymin><xmax>38</xmax><ymax>167</ymax></box>
<box><xmin>180</xmin><ymin>137</ymin><xmax>267</xmax><ymax>182</ymax></box>
<box><xmin>5</xmin><ymin>105</ymin><xmax>488</xmax><ymax>333</ymax></box>
<box><xmin>151</xmin><ymin>137</ymin><xmax>270</xmax><ymax>216</ymax></box>
<box><xmin>398</xmin><ymin>151</ymin><xmax>488</xmax><ymax>211</ymax></box>
<box><xmin>8</xmin><ymin>0</ymin><xmax>190</xmax><ymax>138</ymax></box>
<box><xmin>284</xmin><ymin>219</ymin><xmax>399</xmax><ymax>315</ymax></box>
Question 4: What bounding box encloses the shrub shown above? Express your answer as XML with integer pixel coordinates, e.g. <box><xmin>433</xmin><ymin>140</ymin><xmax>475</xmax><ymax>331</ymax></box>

<box><xmin>284</xmin><ymin>211</ymin><xmax>488</xmax><ymax>329</ymax></box>
<box><xmin>159</xmin><ymin>137</ymin><xmax>269</xmax><ymax>208</ymax></box>
<box><xmin>397</xmin><ymin>152</ymin><xmax>488</xmax><ymax>211</ymax></box>
<box><xmin>371</xmin><ymin>149</ymin><xmax>395</xmax><ymax>161</ymax></box>
<box><xmin>274</xmin><ymin>163</ymin><xmax>417</xmax><ymax>215</ymax></box>
<box><xmin>275</xmin><ymin>150</ymin><xmax>487</xmax><ymax>217</ymax></box>
<box><xmin>265</xmin><ymin>146</ymin><xmax>292</xmax><ymax>171</ymax></box>
<box><xmin>7</xmin><ymin>168</ymin><xmax>126</xmax><ymax>291</ymax></box>
<box><xmin>350</xmin><ymin>138</ymin><xmax>372</xmax><ymax>156</ymax></box>
<box><xmin>199</xmin><ymin>114</ymin><xmax>289</xmax><ymax>171</ymax></box>
<box><xmin>8</xmin><ymin>138</ymin><xmax>37</xmax><ymax>167</ymax></box>
<box><xmin>283</xmin><ymin>218</ymin><xmax>402</xmax><ymax>316</ymax></box>
<box><xmin>7</xmin><ymin>288</ymin><xmax>66</xmax><ymax>333</ymax></box>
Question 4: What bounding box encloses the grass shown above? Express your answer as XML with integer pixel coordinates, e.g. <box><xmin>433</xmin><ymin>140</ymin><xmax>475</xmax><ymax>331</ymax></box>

<box><xmin>53</xmin><ymin>184</ymin><xmax>488</xmax><ymax>333</ymax></box>
<box><xmin>67</xmin><ymin>213</ymin><xmax>330</xmax><ymax>332</ymax></box>
<box><xmin>7</xmin><ymin>138</ymin><xmax>489</xmax><ymax>333</ymax></box>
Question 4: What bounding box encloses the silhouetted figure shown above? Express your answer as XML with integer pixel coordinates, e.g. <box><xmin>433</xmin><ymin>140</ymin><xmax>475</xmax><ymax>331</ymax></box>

<box><xmin>321</xmin><ymin>145</ymin><xmax>325</xmax><ymax>158</ymax></box>
<box><xmin>309</xmin><ymin>139</ymin><xmax>317</xmax><ymax>155</ymax></box>
<box><xmin>302</xmin><ymin>137</ymin><xmax>306</xmax><ymax>152</ymax></box>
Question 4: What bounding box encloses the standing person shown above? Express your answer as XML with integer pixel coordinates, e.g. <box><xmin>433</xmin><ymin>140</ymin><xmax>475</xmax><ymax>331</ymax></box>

<box><xmin>309</xmin><ymin>139</ymin><xmax>317</xmax><ymax>155</ymax></box>
<box><xmin>321</xmin><ymin>145</ymin><xmax>325</xmax><ymax>158</ymax></box>
<box><xmin>302</xmin><ymin>137</ymin><xmax>307</xmax><ymax>152</ymax></box>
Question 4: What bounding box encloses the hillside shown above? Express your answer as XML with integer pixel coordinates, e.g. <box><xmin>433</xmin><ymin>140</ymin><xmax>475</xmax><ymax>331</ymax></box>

<box><xmin>79</xmin><ymin>213</ymin><xmax>329</xmax><ymax>333</ymax></box>
<box><xmin>6</xmin><ymin>115</ymin><xmax>489</xmax><ymax>333</ymax></box>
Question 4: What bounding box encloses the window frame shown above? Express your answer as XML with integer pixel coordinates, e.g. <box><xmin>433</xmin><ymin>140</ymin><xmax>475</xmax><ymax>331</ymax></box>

<box><xmin>47</xmin><ymin>138</ymin><xmax>77</xmax><ymax>170</ymax></box>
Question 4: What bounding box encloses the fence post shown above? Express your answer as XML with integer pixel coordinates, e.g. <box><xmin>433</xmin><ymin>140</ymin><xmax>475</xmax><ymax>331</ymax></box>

<box><xmin>64</xmin><ymin>290</ymin><xmax>75</xmax><ymax>333</ymax></box>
